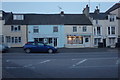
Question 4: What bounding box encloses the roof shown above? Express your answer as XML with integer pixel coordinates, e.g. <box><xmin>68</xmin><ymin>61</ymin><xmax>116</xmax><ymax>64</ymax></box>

<box><xmin>90</xmin><ymin>13</ymin><xmax>108</xmax><ymax>20</ymax></box>
<box><xmin>106</xmin><ymin>3</ymin><xmax>120</xmax><ymax>13</ymax></box>
<box><xmin>4</xmin><ymin>12</ymin><xmax>92</xmax><ymax>25</ymax></box>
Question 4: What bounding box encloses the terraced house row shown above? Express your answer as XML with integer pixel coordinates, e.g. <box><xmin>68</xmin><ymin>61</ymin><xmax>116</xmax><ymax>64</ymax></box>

<box><xmin>0</xmin><ymin>3</ymin><xmax>120</xmax><ymax>48</ymax></box>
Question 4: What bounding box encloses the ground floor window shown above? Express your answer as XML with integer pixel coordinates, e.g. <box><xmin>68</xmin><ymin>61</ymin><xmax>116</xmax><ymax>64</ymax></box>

<box><xmin>34</xmin><ymin>38</ymin><xmax>57</xmax><ymax>47</ymax></box>
<box><xmin>11</xmin><ymin>37</ymin><xmax>21</xmax><ymax>43</ymax></box>
<box><xmin>109</xmin><ymin>38</ymin><xmax>115</xmax><ymax>45</ymax></box>
<box><xmin>6</xmin><ymin>36</ymin><xmax>11</xmax><ymax>43</ymax></box>
<box><xmin>67</xmin><ymin>36</ymin><xmax>83</xmax><ymax>44</ymax></box>
<box><xmin>94</xmin><ymin>38</ymin><xmax>101</xmax><ymax>45</ymax></box>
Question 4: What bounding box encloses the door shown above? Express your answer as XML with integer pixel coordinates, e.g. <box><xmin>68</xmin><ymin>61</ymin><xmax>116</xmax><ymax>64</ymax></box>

<box><xmin>54</xmin><ymin>38</ymin><xmax>57</xmax><ymax>47</ymax></box>
<box><xmin>36</xmin><ymin>43</ymin><xmax>47</xmax><ymax>52</ymax></box>
<box><xmin>103</xmin><ymin>39</ymin><xmax>106</xmax><ymax>47</ymax></box>
<box><xmin>84</xmin><ymin>37</ymin><xmax>91</xmax><ymax>47</ymax></box>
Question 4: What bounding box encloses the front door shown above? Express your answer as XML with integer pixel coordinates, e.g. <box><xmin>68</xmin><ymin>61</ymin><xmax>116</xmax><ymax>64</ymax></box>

<box><xmin>84</xmin><ymin>37</ymin><xmax>90</xmax><ymax>47</ymax></box>
<box><xmin>103</xmin><ymin>39</ymin><xmax>106</xmax><ymax>47</ymax></box>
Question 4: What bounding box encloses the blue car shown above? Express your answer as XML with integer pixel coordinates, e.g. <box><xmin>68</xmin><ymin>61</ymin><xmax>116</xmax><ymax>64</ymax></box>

<box><xmin>23</xmin><ymin>42</ymin><xmax>57</xmax><ymax>53</ymax></box>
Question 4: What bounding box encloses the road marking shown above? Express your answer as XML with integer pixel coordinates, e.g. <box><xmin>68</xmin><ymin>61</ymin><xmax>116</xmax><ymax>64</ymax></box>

<box><xmin>40</xmin><ymin>60</ymin><xmax>50</xmax><ymax>64</ymax></box>
<box><xmin>23</xmin><ymin>60</ymin><xmax>51</xmax><ymax>68</ymax></box>
<box><xmin>71</xmin><ymin>65</ymin><xmax>117</xmax><ymax>68</ymax></box>
<box><xmin>72</xmin><ymin>59</ymin><xmax>87</xmax><ymax>67</ymax></box>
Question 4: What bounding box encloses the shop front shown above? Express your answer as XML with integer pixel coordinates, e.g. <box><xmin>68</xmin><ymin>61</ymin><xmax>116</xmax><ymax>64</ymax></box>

<box><xmin>65</xmin><ymin>34</ymin><xmax>92</xmax><ymax>48</ymax></box>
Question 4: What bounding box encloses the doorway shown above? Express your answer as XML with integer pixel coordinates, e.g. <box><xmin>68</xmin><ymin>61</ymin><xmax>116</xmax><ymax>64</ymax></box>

<box><xmin>103</xmin><ymin>39</ymin><xmax>106</xmax><ymax>47</ymax></box>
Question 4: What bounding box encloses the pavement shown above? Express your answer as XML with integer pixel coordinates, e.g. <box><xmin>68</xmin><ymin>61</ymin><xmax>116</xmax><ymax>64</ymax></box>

<box><xmin>6</xmin><ymin>47</ymin><xmax>120</xmax><ymax>53</ymax></box>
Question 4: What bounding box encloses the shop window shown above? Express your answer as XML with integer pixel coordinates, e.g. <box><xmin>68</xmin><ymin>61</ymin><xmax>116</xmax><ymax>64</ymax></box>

<box><xmin>67</xmin><ymin>36</ymin><xmax>83</xmax><ymax>44</ymax></box>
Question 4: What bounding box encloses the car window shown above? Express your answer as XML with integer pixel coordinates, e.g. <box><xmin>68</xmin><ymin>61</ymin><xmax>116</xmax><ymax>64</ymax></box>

<box><xmin>38</xmin><ymin>43</ymin><xmax>44</xmax><ymax>46</ymax></box>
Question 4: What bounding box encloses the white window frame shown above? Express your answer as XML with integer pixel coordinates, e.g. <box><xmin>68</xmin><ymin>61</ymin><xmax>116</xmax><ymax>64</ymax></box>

<box><xmin>73</xmin><ymin>26</ymin><xmax>77</xmax><ymax>32</ymax></box>
<box><xmin>107</xmin><ymin>26</ymin><xmax>115</xmax><ymax>35</ymax></box>
<box><xmin>33</xmin><ymin>26</ymin><xmax>39</xmax><ymax>33</ymax></box>
<box><xmin>83</xmin><ymin>26</ymin><xmax>87</xmax><ymax>32</ymax></box>
<box><xmin>11</xmin><ymin>37</ymin><xmax>21</xmax><ymax>43</ymax></box>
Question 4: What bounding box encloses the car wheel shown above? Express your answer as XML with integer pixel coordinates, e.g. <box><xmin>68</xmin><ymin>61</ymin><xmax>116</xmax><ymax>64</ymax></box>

<box><xmin>25</xmin><ymin>48</ymin><xmax>31</xmax><ymax>53</ymax></box>
<box><xmin>48</xmin><ymin>49</ymin><xmax>53</xmax><ymax>53</ymax></box>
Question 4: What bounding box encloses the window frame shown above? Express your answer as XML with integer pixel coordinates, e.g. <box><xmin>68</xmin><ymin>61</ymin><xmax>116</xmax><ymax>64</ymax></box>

<box><xmin>53</xmin><ymin>26</ymin><xmax>58</xmax><ymax>32</ymax></box>
<box><xmin>73</xmin><ymin>26</ymin><xmax>77</xmax><ymax>32</ymax></box>
<box><xmin>83</xmin><ymin>26</ymin><xmax>87</xmax><ymax>32</ymax></box>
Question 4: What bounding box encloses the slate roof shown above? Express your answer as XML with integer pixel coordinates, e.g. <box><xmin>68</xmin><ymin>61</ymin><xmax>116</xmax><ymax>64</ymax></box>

<box><xmin>106</xmin><ymin>3</ymin><xmax>120</xmax><ymax>13</ymax></box>
<box><xmin>89</xmin><ymin>13</ymin><xmax>108</xmax><ymax>20</ymax></box>
<box><xmin>3</xmin><ymin>12</ymin><xmax>92</xmax><ymax>25</ymax></box>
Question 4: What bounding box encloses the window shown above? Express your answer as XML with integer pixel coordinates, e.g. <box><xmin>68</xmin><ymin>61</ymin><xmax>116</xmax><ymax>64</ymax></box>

<box><xmin>53</xmin><ymin>26</ymin><xmax>58</xmax><ymax>32</ymax></box>
<box><xmin>96</xmin><ymin>20</ymin><xmax>98</xmax><ymax>24</ymax></box>
<box><xmin>83</xmin><ymin>26</ymin><xmax>87</xmax><ymax>32</ymax></box>
<box><xmin>67</xmin><ymin>36</ymin><xmax>83</xmax><ymax>44</ymax></box>
<box><xmin>108</xmin><ymin>27</ymin><xmax>110</xmax><ymax>35</ymax></box>
<box><xmin>38</xmin><ymin>43</ymin><xmax>44</xmax><ymax>46</ymax></box>
<box><xmin>94</xmin><ymin>28</ymin><xmax>96</xmax><ymax>35</ymax></box>
<box><xmin>108</xmin><ymin>26</ymin><xmax>115</xmax><ymax>35</ymax></box>
<box><xmin>73</xmin><ymin>26</ymin><xmax>77</xmax><ymax>32</ymax></box>
<box><xmin>2</xmin><ymin>35</ymin><xmax>4</xmax><ymax>43</ymax></box>
<box><xmin>13</xmin><ymin>15</ymin><xmax>24</xmax><ymax>20</ymax></box>
<box><xmin>15</xmin><ymin>37</ymin><xmax>18</xmax><ymax>43</ymax></box>
<box><xmin>109</xmin><ymin>38</ymin><xmax>115</xmax><ymax>45</ymax></box>
<box><xmin>85</xmin><ymin>38</ymin><xmax>89</xmax><ymax>42</ymax></box>
<box><xmin>11</xmin><ymin>37</ymin><xmax>21</xmax><ymax>43</ymax></box>
<box><xmin>94</xmin><ymin>38</ymin><xmax>101</xmax><ymax>45</ymax></box>
<box><xmin>6</xmin><ymin>36</ymin><xmax>11</xmax><ymax>43</ymax></box>
<box><xmin>109</xmin><ymin>15</ymin><xmax>114</xmax><ymax>22</ymax></box>
<box><xmin>33</xmin><ymin>26</ymin><xmax>39</xmax><ymax>33</ymax></box>
<box><xmin>18</xmin><ymin>37</ymin><xmax>21</xmax><ymax>43</ymax></box>
<box><xmin>111</xmin><ymin>27</ymin><xmax>115</xmax><ymax>34</ymax></box>
<box><xmin>12</xmin><ymin>37</ymin><xmax>14</xmax><ymax>43</ymax></box>
<box><xmin>97</xmin><ymin>27</ymin><xmax>101</xmax><ymax>35</ymax></box>
<box><xmin>11</xmin><ymin>25</ymin><xmax>21</xmax><ymax>31</ymax></box>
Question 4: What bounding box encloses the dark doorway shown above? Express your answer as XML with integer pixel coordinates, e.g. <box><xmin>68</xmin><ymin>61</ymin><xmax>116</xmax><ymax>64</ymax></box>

<box><xmin>118</xmin><ymin>38</ymin><xmax>120</xmax><ymax>43</ymax></box>
<box><xmin>103</xmin><ymin>39</ymin><xmax>106</xmax><ymax>47</ymax></box>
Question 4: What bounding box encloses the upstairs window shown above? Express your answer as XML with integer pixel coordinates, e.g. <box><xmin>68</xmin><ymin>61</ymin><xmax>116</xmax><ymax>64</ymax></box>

<box><xmin>73</xmin><ymin>26</ymin><xmax>77</xmax><ymax>32</ymax></box>
<box><xmin>109</xmin><ymin>15</ymin><xmax>115</xmax><ymax>22</ymax></box>
<box><xmin>11</xmin><ymin>25</ymin><xmax>21</xmax><ymax>31</ymax></box>
<box><xmin>111</xmin><ymin>27</ymin><xmax>115</xmax><ymax>35</ymax></box>
<box><xmin>108</xmin><ymin>27</ymin><xmax>110</xmax><ymax>35</ymax></box>
<box><xmin>97</xmin><ymin>27</ymin><xmax>101</xmax><ymax>35</ymax></box>
<box><xmin>13</xmin><ymin>15</ymin><xmax>24</xmax><ymax>20</ymax></box>
<box><xmin>83</xmin><ymin>26</ymin><xmax>87</xmax><ymax>32</ymax></box>
<box><xmin>53</xmin><ymin>26</ymin><xmax>58</xmax><ymax>32</ymax></box>
<box><xmin>108</xmin><ymin>26</ymin><xmax>115</xmax><ymax>35</ymax></box>
<box><xmin>33</xmin><ymin>26</ymin><xmax>39</xmax><ymax>33</ymax></box>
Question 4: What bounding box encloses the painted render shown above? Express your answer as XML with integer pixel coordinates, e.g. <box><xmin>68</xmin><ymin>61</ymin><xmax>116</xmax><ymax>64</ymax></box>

<box><xmin>28</xmin><ymin>25</ymin><xmax>65</xmax><ymax>48</ymax></box>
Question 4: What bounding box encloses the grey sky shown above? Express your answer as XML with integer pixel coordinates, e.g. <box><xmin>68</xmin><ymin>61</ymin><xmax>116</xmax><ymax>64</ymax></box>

<box><xmin>2</xmin><ymin>2</ymin><xmax>116</xmax><ymax>14</ymax></box>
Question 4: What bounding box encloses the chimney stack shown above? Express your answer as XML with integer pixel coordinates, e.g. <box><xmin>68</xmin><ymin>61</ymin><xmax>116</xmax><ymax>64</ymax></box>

<box><xmin>60</xmin><ymin>11</ymin><xmax>64</xmax><ymax>16</ymax></box>
<box><xmin>83</xmin><ymin>4</ymin><xmax>90</xmax><ymax>17</ymax></box>
<box><xmin>94</xmin><ymin>6</ymin><xmax>100</xmax><ymax>14</ymax></box>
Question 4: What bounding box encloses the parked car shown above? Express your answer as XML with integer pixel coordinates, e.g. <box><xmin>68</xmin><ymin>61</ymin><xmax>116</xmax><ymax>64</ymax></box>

<box><xmin>0</xmin><ymin>44</ymin><xmax>10</xmax><ymax>53</ymax></box>
<box><xmin>23</xmin><ymin>42</ymin><xmax>57</xmax><ymax>53</ymax></box>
